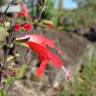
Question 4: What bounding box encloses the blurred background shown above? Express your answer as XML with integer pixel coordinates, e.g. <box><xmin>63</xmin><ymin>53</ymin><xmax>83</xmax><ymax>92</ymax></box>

<box><xmin>0</xmin><ymin>0</ymin><xmax>96</xmax><ymax>96</ymax></box>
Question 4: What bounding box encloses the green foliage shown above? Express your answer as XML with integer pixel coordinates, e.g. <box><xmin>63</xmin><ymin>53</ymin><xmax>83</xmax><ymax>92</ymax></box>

<box><xmin>17</xmin><ymin>65</ymin><xmax>27</xmax><ymax>79</ymax></box>
<box><xmin>73</xmin><ymin>0</ymin><xmax>86</xmax><ymax>8</ymax></box>
<box><xmin>0</xmin><ymin>0</ymin><xmax>4</xmax><ymax>6</ymax></box>
<box><xmin>73</xmin><ymin>0</ymin><xmax>96</xmax><ymax>8</ymax></box>
<box><xmin>0</xmin><ymin>92</ymin><xmax>5</xmax><ymax>96</ymax></box>
<box><xmin>61</xmin><ymin>4</ymin><xmax>96</xmax><ymax>31</ymax></box>
<box><xmin>0</xmin><ymin>77</ymin><xmax>13</xmax><ymax>96</ymax></box>
<box><xmin>51</xmin><ymin>0</ymin><xmax>96</xmax><ymax>30</ymax></box>
<box><xmin>4</xmin><ymin>76</ymin><xmax>13</xmax><ymax>86</ymax></box>
<box><xmin>61</xmin><ymin>46</ymin><xmax>96</xmax><ymax>96</ymax></box>
<box><xmin>43</xmin><ymin>0</ymin><xmax>55</xmax><ymax>19</ymax></box>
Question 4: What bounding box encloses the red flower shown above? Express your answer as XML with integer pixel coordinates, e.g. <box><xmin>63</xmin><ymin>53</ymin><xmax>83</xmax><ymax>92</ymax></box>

<box><xmin>17</xmin><ymin>35</ymin><xmax>71</xmax><ymax>80</ymax></box>
<box><xmin>22</xmin><ymin>23</ymin><xmax>32</xmax><ymax>32</ymax></box>
<box><xmin>14</xmin><ymin>24</ymin><xmax>21</xmax><ymax>31</ymax></box>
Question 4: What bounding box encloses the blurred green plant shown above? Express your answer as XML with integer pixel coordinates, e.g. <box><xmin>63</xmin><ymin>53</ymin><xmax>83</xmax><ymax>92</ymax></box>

<box><xmin>61</xmin><ymin>45</ymin><xmax>96</xmax><ymax>96</ymax></box>
<box><xmin>0</xmin><ymin>0</ymin><xmax>5</xmax><ymax>6</ymax></box>
<box><xmin>43</xmin><ymin>0</ymin><xmax>55</xmax><ymax>19</ymax></box>
<box><xmin>0</xmin><ymin>92</ymin><xmax>5</xmax><ymax>96</ymax></box>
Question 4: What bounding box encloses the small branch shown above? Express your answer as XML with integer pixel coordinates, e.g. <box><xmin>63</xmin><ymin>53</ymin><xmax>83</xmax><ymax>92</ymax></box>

<box><xmin>38</xmin><ymin>0</ymin><xmax>48</xmax><ymax>21</ymax></box>
<box><xmin>4</xmin><ymin>5</ymin><xmax>10</xmax><ymax>15</ymax></box>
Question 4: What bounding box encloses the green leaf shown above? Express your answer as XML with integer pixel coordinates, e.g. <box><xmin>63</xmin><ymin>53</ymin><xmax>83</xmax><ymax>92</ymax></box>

<box><xmin>0</xmin><ymin>91</ymin><xmax>5</xmax><ymax>96</ymax></box>
<box><xmin>4</xmin><ymin>76</ymin><xmax>13</xmax><ymax>86</ymax></box>
<box><xmin>17</xmin><ymin>65</ymin><xmax>27</xmax><ymax>79</ymax></box>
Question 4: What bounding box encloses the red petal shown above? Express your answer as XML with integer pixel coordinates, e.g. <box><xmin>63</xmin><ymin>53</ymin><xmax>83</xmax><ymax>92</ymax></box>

<box><xmin>17</xmin><ymin>35</ymin><xmax>61</xmax><ymax>54</ymax></box>
<box><xmin>26</xmin><ymin>42</ymin><xmax>49</xmax><ymax>77</ymax></box>
<box><xmin>27</xmin><ymin>42</ymin><xmax>62</xmax><ymax>69</ymax></box>
<box><xmin>26</xmin><ymin>41</ymin><xmax>70</xmax><ymax>79</ymax></box>
<box><xmin>14</xmin><ymin>24</ymin><xmax>21</xmax><ymax>31</ymax></box>
<box><xmin>27</xmin><ymin>42</ymin><xmax>49</xmax><ymax>60</ymax></box>
<box><xmin>36</xmin><ymin>60</ymin><xmax>48</xmax><ymax>77</ymax></box>
<box><xmin>22</xmin><ymin>23</ymin><xmax>32</xmax><ymax>31</ymax></box>
<box><xmin>47</xmin><ymin>50</ymin><xmax>63</xmax><ymax>69</ymax></box>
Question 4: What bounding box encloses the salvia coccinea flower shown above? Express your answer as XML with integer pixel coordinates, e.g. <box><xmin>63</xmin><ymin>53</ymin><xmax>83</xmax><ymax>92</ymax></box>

<box><xmin>16</xmin><ymin>35</ymin><xmax>71</xmax><ymax>80</ymax></box>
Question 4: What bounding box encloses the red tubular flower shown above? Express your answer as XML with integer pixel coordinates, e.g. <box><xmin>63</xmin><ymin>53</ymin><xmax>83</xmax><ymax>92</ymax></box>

<box><xmin>14</xmin><ymin>24</ymin><xmax>21</xmax><ymax>31</ymax></box>
<box><xmin>16</xmin><ymin>35</ymin><xmax>71</xmax><ymax>79</ymax></box>
<box><xmin>22</xmin><ymin>23</ymin><xmax>32</xmax><ymax>32</ymax></box>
